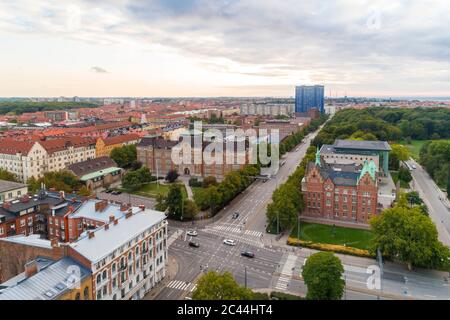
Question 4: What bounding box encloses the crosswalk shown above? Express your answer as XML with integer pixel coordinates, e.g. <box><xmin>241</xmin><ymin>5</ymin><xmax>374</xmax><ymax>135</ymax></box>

<box><xmin>274</xmin><ymin>254</ymin><xmax>298</xmax><ymax>291</ymax></box>
<box><xmin>167</xmin><ymin>280</ymin><xmax>197</xmax><ymax>292</ymax></box>
<box><xmin>202</xmin><ymin>225</ymin><xmax>264</xmax><ymax>248</ymax></box>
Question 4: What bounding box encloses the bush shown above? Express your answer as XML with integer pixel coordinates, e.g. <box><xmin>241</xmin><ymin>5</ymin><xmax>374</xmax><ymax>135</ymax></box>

<box><xmin>165</xmin><ymin>170</ymin><xmax>179</xmax><ymax>183</ymax></box>
<box><xmin>287</xmin><ymin>237</ymin><xmax>374</xmax><ymax>258</ymax></box>
<box><xmin>189</xmin><ymin>177</ymin><xmax>203</xmax><ymax>187</ymax></box>
<box><xmin>270</xmin><ymin>291</ymin><xmax>304</xmax><ymax>300</ymax></box>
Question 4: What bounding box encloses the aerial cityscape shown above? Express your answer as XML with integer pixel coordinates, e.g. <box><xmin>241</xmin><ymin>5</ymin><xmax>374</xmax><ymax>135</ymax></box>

<box><xmin>0</xmin><ymin>0</ymin><xmax>449</xmax><ymax>311</ymax></box>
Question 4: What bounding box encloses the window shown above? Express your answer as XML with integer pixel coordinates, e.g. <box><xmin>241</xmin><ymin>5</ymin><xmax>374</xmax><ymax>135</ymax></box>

<box><xmin>96</xmin><ymin>274</ymin><xmax>101</xmax><ymax>284</ymax></box>
<box><xmin>75</xmin><ymin>293</ymin><xmax>80</xmax><ymax>300</ymax></box>
<box><xmin>83</xmin><ymin>287</ymin><xmax>89</xmax><ymax>300</ymax></box>
<box><xmin>112</xmin><ymin>263</ymin><xmax>116</xmax><ymax>274</ymax></box>
<box><xmin>102</xmin><ymin>270</ymin><xmax>107</xmax><ymax>280</ymax></box>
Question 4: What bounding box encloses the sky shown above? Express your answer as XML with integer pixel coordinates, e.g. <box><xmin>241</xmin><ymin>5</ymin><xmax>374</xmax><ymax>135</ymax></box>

<box><xmin>0</xmin><ymin>0</ymin><xmax>450</xmax><ymax>98</ymax></box>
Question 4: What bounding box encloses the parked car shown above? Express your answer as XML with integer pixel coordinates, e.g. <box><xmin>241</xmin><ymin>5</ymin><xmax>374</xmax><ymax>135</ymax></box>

<box><xmin>186</xmin><ymin>230</ymin><xmax>198</xmax><ymax>237</ymax></box>
<box><xmin>232</xmin><ymin>212</ymin><xmax>240</xmax><ymax>219</ymax></box>
<box><xmin>241</xmin><ymin>251</ymin><xmax>255</xmax><ymax>258</ymax></box>
<box><xmin>189</xmin><ymin>241</ymin><xmax>200</xmax><ymax>248</ymax></box>
<box><xmin>223</xmin><ymin>239</ymin><xmax>236</xmax><ymax>246</ymax></box>
<box><xmin>111</xmin><ymin>190</ymin><xmax>122</xmax><ymax>195</ymax></box>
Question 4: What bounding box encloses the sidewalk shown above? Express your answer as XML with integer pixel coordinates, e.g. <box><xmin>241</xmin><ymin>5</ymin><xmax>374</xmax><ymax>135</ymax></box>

<box><xmin>143</xmin><ymin>255</ymin><xmax>179</xmax><ymax>300</ymax></box>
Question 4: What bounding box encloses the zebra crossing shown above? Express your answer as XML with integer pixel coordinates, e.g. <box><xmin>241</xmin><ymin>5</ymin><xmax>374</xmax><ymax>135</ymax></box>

<box><xmin>274</xmin><ymin>254</ymin><xmax>298</xmax><ymax>291</ymax></box>
<box><xmin>167</xmin><ymin>280</ymin><xmax>197</xmax><ymax>292</ymax></box>
<box><xmin>202</xmin><ymin>224</ymin><xmax>264</xmax><ymax>248</ymax></box>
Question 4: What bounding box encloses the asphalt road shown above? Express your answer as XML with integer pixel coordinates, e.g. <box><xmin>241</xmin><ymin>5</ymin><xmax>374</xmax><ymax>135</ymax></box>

<box><xmin>407</xmin><ymin>158</ymin><xmax>450</xmax><ymax>246</ymax></box>
<box><xmin>153</xmin><ymin>127</ymin><xmax>450</xmax><ymax>300</ymax></box>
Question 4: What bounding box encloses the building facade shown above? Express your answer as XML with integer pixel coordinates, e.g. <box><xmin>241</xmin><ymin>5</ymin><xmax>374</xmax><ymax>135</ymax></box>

<box><xmin>95</xmin><ymin>134</ymin><xmax>140</xmax><ymax>158</ymax></box>
<box><xmin>0</xmin><ymin>180</ymin><xmax>28</xmax><ymax>203</ymax></box>
<box><xmin>301</xmin><ymin>150</ymin><xmax>379</xmax><ymax>225</ymax></box>
<box><xmin>295</xmin><ymin>85</ymin><xmax>325</xmax><ymax>114</ymax></box>
<box><xmin>0</xmin><ymin>137</ymin><xmax>96</xmax><ymax>182</ymax></box>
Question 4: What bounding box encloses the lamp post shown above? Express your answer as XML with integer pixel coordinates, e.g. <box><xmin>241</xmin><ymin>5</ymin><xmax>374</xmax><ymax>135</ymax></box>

<box><xmin>244</xmin><ymin>266</ymin><xmax>247</xmax><ymax>288</ymax></box>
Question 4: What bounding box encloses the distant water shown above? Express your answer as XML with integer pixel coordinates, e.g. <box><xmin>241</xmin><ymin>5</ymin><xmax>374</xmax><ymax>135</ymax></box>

<box><xmin>383</xmin><ymin>96</ymin><xmax>450</xmax><ymax>102</ymax></box>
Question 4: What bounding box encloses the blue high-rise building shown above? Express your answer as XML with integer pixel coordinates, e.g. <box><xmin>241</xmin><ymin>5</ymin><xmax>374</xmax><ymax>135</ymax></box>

<box><xmin>295</xmin><ymin>85</ymin><xmax>324</xmax><ymax>114</ymax></box>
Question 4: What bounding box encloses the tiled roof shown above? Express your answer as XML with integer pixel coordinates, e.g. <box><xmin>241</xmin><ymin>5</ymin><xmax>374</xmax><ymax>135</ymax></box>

<box><xmin>101</xmin><ymin>134</ymin><xmax>140</xmax><ymax>146</ymax></box>
<box><xmin>67</xmin><ymin>156</ymin><xmax>118</xmax><ymax>177</ymax></box>
<box><xmin>0</xmin><ymin>139</ymin><xmax>34</xmax><ymax>155</ymax></box>
<box><xmin>39</xmin><ymin>137</ymin><xmax>95</xmax><ymax>154</ymax></box>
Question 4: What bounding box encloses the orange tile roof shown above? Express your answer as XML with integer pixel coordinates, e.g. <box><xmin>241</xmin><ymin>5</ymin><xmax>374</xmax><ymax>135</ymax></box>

<box><xmin>39</xmin><ymin>137</ymin><xmax>95</xmax><ymax>154</ymax></box>
<box><xmin>0</xmin><ymin>139</ymin><xmax>35</xmax><ymax>155</ymax></box>
<box><xmin>101</xmin><ymin>134</ymin><xmax>140</xmax><ymax>146</ymax></box>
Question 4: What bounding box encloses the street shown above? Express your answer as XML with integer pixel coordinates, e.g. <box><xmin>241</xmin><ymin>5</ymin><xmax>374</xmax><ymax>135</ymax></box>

<box><xmin>407</xmin><ymin>158</ymin><xmax>450</xmax><ymax>246</ymax></box>
<box><xmin>151</xmin><ymin>128</ymin><xmax>450</xmax><ymax>300</ymax></box>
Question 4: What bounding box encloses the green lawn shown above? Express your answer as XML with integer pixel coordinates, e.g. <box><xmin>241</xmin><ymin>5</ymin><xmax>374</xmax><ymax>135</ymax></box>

<box><xmin>290</xmin><ymin>222</ymin><xmax>374</xmax><ymax>250</ymax></box>
<box><xmin>399</xmin><ymin>139</ymin><xmax>429</xmax><ymax>159</ymax></box>
<box><xmin>132</xmin><ymin>182</ymin><xmax>188</xmax><ymax>199</ymax></box>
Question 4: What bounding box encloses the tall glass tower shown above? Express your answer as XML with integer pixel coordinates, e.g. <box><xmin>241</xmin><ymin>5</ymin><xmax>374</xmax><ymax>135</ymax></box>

<box><xmin>295</xmin><ymin>85</ymin><xmax>324</xmax><ymax>113</ymax></box>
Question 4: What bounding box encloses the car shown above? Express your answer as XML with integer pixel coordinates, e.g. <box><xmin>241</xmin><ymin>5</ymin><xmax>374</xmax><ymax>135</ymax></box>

<box><xmin>232</xmin><ymin>212</ymin><xmax>239</xmax><ymax>219</ymax></box>
<box><xmin>241</xmin><ymin>251</ymin><xmax>255</xmax><ymax>258</ymax></box>
<box><xmin>186</xmin><ymin>230</ymin><xmax>198</xmax><ymax>237</ymax></box>
<box><xmin>412</xmin><ymin>165</ymin><xmax>417</xmax><ymax>169</ymax></box>
<box><xmin>223</xmin><ymin>239</ymin><xmax>236</xmax><ymax>246</ymax></box>
<box><xmin>189</xmin><ymin>241</ymin><xmax>200</xmax><ymax>248</ymax></box>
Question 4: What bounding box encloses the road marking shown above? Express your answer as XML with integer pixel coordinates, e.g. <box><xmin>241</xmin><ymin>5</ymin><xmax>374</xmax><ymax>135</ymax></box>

<box><xmin>167</xmin><ymin>280</ymin><xmax>194</xmax><ymax>291</ymax></box>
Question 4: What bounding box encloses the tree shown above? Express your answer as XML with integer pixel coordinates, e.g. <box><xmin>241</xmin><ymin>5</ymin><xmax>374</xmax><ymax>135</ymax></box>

<box><xmin>165</xmin><ymin>170</ymin><xmax>179</xmax><ymax>183</ymax></box>
<box><xmin>398</xmin><ymin>166</ymin><xmax>412</xmax><ymax>184</ymax></box>
<box><xmin>110</xmin><ymin>144</ymin><xmax>137</xmax><ymax>168</ymax></box>
<box><xmin>370</xmin><ymin>205</ymin><xmax>450</xmax><ymax>270</ymax></box>
<box><xmin>302</xmin><ymin>252</ymin><xmax>345</xmax><ymax>300</ymax></box>
<box><xmin>0</xmin><ymin>169</ymin><xmax>19</xmax><ymax>182</ymax></box>
<box><xmin>390</xmin><ymin>144</ymin><xmax>410</xmax><ymax>170</ymax></box>
<box><xmin>77</xmin><ymin>186</ymin><xmax>92</xmax><ymax>196</ymax></box>
<box><xmin>155</xmin><ymin>193</ymin><xmax>167</xmax><ymax>212</ymax></box>
<box><xmin>121</xmin><ymin>171</ymin><xmax>141</xmax><ymax>191</ymax></box>
<box><xmin>183</xmin><ymin>199</ymin><xmax>199</xmax><ymax>220</ymax></box>
<box><xmin>166</xmin><ymin>184</ymin><xmax>183</xmax><ymax>220</ymax></box>
<box><xmin>202</xmin><ymin>176</ymin><xmax>217</xmax><ymax>188</ymax></box>
<box><xmin>27</xmin><ymin>170</ymin><xmax>81</xmax><ymax>193</ymax></box>
<box><xmin>192</xmin><ymin>271</ymin><xmax>253</xmax><ymax>300</ymax></box>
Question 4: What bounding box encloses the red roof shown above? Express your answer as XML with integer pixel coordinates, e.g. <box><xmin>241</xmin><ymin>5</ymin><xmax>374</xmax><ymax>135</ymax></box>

<box><xmin>0</xmin><ymin>139</ymin><xmax>35</xmax><ymax>155</ymax></box>
<box><xmin>39</xmin><ymin>137</ymin><xmax>95</xmax><ymax>154</ymax></box>
<box><xmin>101</xmin><ymin>134</ymin><xmax>140</xmax><ymax>146</ymax></box>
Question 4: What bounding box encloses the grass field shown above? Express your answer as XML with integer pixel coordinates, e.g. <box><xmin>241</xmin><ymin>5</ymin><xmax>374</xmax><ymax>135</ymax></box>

<box><xmin>399</xmin><ymin>139</ymin><xmax>429</xmax><ymax>159</ymax></box>
<box><xmin>290</xmin><ymin>222</ymin><xmax>374</xmax><ymax>250</ymax></box>
<box><xmin>133</xmin><ymin>182</ymin><xmax>188</xmax><ymax>199</ymax></box>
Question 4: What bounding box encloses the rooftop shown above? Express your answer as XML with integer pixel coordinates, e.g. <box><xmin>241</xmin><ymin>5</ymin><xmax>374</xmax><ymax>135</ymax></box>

<box><xmin>0</xmin><ymin>234</ymin><xmax>52</xmax><ymax>249</ymax></box>
<box><xmin>334</xmin><ymin>139</ymin><xmax>391</xmax><ymax>152</ymax></box>
<box><xmin>69</xmin><ymin>199</ymin><xmax>138</xmax><ymax>223</ymax></box>
<box><xmin>67</xmin><ymin>156</ymin><xmax>118</xmax><ymax>177</ymax></box>
<box><xmin>0</xmin><ymin>257</ymin><xmax>91</xmax><ymax>300</ymax></box>
<box><xmin>0</xmin><ymin>180</ymin><xmax>27</xmax><ymax>193</ymax></box>
<box><xmin>70</xmin><ymin>209</ymin><xmax>166</xmax><ymax>263</ymax></box>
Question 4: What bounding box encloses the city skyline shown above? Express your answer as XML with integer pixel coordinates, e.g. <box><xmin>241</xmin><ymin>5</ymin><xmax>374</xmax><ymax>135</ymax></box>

<box><xmin>1</xmin><ymin>0</ymin><xmax>450</xmax><ymax>97</ymax></box>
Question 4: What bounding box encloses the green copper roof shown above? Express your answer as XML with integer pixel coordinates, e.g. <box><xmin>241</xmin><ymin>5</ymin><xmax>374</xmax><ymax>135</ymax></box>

<box><xmin>80</xmin><ymin>167</ymin><xmax>122</xmax><ymax>182</ymax></box>
<box><xmin>358</xmin><ymin>160</ymin><xmax>376</xmax><ymax>183</ymax></box>
<box><xmin>315</xmin><ymin>148</ymin><xmax>321</xmax><ymax>166</ymax></box>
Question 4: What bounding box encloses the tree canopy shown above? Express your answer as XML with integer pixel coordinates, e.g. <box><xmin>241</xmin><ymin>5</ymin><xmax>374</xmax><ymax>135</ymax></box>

<box><xmin>370</xmin><ymin>204</ymin><xmax>450</xmax><ymax>270</ymax></box>
<box><xmin>0</xmin><ymin>169</ymin><xmax>20</xmax><ymax>182</ymax></box>
<box><xmin>192</xmin><ymin>271</ymin><xmax>253</xmax><ymax>300</ymax></box>
<box><xmin>302</xmin><ymin>252</ymin><xmax>345</xmax><ymax>300</ymax></box>
<box><xmin>110</xmin><ymin>144</ymin><xmax>138</xmax><ymax>168</ymax></box>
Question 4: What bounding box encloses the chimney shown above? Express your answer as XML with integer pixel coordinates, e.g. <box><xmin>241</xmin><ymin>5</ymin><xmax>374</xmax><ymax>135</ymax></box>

<box><xmin>109</xmin><ymin>215</ymin><xmax>115</xmax><ymax>223</ymax></box>
<box><xmin>139</xmin><ymin>204</ymin><xmax>145</xmax><ymax>211</ymax></box>
<box><xmin>50</xmin><ymin>238</ymin><xmax>59</xmax><ymax>248</ymax></box>
<box><xmin>59</xmin><ymin>191</ymin><xmax>65</xmax><ymax>199</ymax></box>
<box><xmin>88</xmin><ymin>231</ymin><xmax>95</xmax><ymax>239</ymax></box>
<box><xmin>120</xmin><ymin>203</ymin><xmax>128</xmax><ymax>211</ymax></box>
<box><xmin>95</xmin><ymin>200</ymin><xmax>108</xmax><ymax>212</ymax></box>
<box><xmin>126</xmin><ymin>208</ymin><xmax>133</xmax><ymax>219</ymax></box>
<box><xmin>114</xmin><ymin>219</ymin><xmax>118</xmax><ymax>225</ymax></box>
<box><xmin>104</xmin><ymin>224</ymin><xmax>109</xmax><ymax>231</ymax></box>
<box><xmin>2</xmin><ymin>202</ymin><xmax>10</xmax><ymax>209</ymax></box>
<box><xmin>24</xmin><ymin>261</ymin><xmax>38</xmax><ymax>278</ymax></box>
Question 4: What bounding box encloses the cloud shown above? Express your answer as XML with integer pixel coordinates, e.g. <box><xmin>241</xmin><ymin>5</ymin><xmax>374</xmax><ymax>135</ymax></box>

<box><xmin>90</xmin><ymin>66</ymin><xmax>108</xmax><ymax>73</ymax></box>
<box><xmin>0</xmin><ymin>0</ymin><xmax>450</xmax><ymax>96</ymax></box>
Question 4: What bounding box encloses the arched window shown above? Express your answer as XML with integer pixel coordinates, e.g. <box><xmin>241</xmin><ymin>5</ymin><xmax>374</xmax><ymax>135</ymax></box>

<box><xmin>96</xmin><ymin>274</ymin><xmax>101</xmax><ymax>284</ymax></box>
<box><xmin>112</xmin><ymin>263</ymin><xmax>116</xmax><ymax>273</ymax></box>
<box><xmin>83</xmin><ymin>287</ymin><xmax>89</xmax><ymax>300</ymax></box>
<box><xmin>102</xmin><ymin>270</ymin><xmax>107</xmax><ymax>280</ymax></box>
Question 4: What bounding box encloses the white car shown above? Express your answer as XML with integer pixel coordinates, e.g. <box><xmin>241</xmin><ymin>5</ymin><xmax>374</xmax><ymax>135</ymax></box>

<box><xmin>223</xmin><ymin>239</ymin><xmax>236</xmax><ymax>246</ymax></box>
<box><xmin>186</xmin><ymin>230</ymin><xmax>198</xmax><ymax>237</ymax></box>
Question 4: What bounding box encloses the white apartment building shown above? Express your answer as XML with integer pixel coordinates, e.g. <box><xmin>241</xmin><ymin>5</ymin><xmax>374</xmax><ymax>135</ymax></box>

<box><xmin>69</xmin><ymin>208</ymin><xmax>167</xmax><ymax>300</ymax></box>
<box><xmin>240</xmin><ymin>103</ymin><xmax>295</xmax><ymax>116</ymax></box>
<box><xmin>0</xmin><ymin>138</ymin><xmax>96</xmax><ymax>182</ymax></box>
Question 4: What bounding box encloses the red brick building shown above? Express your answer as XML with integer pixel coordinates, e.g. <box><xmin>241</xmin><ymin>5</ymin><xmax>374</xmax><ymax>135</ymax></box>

<box><xmin>301</xmin><ymin>150</ymin><xmax>379</xmax><ymax>224</ymax></box>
